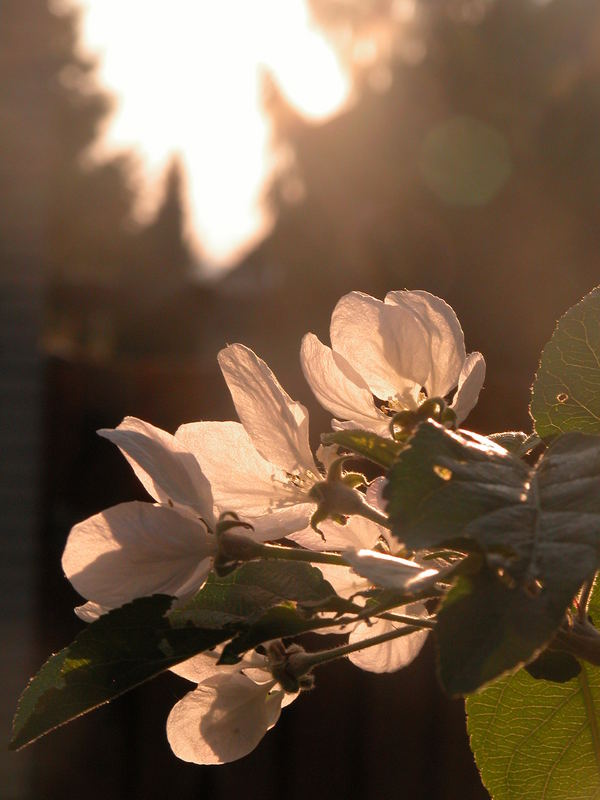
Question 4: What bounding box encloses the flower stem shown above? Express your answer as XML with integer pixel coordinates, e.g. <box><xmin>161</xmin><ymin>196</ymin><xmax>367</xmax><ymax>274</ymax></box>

<box><xmin>257</xmin><ymin>542</ymin><xmax>348</xmax><ymax>567</ymax></box>
<box><xmin>353</xmin><ymin>591</ymin><xmax>441</xmax><ymax>624</ymax></box>
<box><xmin>354</xmin><ymin>501</ymin><xmax>392</xmax><ymax>530</ymax></box>
<box><xmin>289</xmin><ymin>623</ymin><xmax>425</xmax><ymax>675</ymax></box>
<box><xmin>378</xmin><ymin>611</ymin><xmax>436</xmax><ymax>629</ymax></box>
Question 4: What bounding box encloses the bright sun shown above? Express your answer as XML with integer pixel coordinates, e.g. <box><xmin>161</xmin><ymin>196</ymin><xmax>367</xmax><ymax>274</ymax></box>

<box><xmin>72</xmin><ymin>0</ymin><xmax>351</xmax><ymax>270</ymax></box>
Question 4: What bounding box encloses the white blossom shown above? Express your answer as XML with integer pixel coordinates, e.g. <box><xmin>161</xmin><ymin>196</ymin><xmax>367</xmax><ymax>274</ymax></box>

<box><xmin>301</xmin><ymin>289</ymin><xmax>485</xmax><ymax>434</ymax></box>
<box><xmin>175</xmin><ymin>343</ymin><xmax>383</xmax><ymax>551</ymax></box>
<box><xmin>167</xmin><ymin>648</ymin><xmax>297</xmax><ymax>764</ymax></box>
<box><xmin>62</xmin><ymin>344</ymin><xmax>381</xmax><ymax>620</ymax></box>
<box><xmin>62</xmin><ymin>416</ymin><xmax>221</xmax><ymax>620</ymax></box>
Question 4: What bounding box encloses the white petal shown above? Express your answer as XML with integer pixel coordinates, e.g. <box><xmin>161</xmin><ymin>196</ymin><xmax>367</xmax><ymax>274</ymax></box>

<box><xmin>171</xmin><ymin>650</ymin><xmax>229</xmax><ymax>683</ymax></box>
<box><xmin>176</xmin><ymin>421</ymin><xmax>289</xmax><ymax>517</ymax></box>
<box><xmin>249</xmin><ymin>503</ymin><xmax>314</xmax><ymax>542</ymax></box>
<box><xmin>300</xmin><ymin>333</ymin><xmax>386</xmax><ymax>428</ymax></box>
<box><xmin>348</xmin><ymin>611</ymin><xmax>429</xmax><ymax>673</ymax></box>
<box><xmin>331</xmin><ymin>416</ymin><xmax>393</xmax><ymax>438</ymax></box>
<box><xmin>317</xmin><ymin>563</ymin><xmax>370</xmax><ymax>599</ymax></box>
<box><xmin>343</xmin><ymin>549</ymin><xmax>438</xmax><ymax>591</ymax></box>
<box><xmin>280</xmin><ymin>691</ymin><xmax>299</xmax><ymax>709</ymax></box>
<box><xmin>62</xmin><ymin>502</ymin><xmax>215</xmax><ymax>609</ymax></box>
<box><xmin>330</xmin><ymin>292</ymin><xmax>426</xmax><ymax>403</ymax></box>
<box><xmin>99</xmin><ymin>417</ymin><xmax>214</xmax><ymax>523</ymax></box>
<box><xmin>298</xmin><ymin>563</ymin><xmax>370</xmax><ymax>636</ymax></box>
<box><xmin>287</xmin><ymin>515</ymin><xmax>382</xmax><ymax>552</ymax></box>
<box><xmin>365</xmin><ymin>477</ymin><xmax>400</xmax><ymax>552</ymax></box>
<box><xmin>218</xmin><ymin>344</ymin><xmax>315</xmax><ymax>473</ymax></box>
<box><xmin>450</xmin><ymin>351</ymin><xmax>486</xmax><ymax>423</ymax></box>
<box><xmin>241</xmin><ymin>667</ymin><xmax>276</xmax><ymax>686</ymax></box>
<box><xmin>385</xmin><ymin>290</ymin><xmax>466</xmax><ymax>398</ymax></box>
<box><xmin>171</xmin><ymin>648</ymin><xmax>267</xmax><ymax>684</ymax></box>
<box><xmin>176</xmin><ymin>421</ymin><xmax>314</xmax><ymax>541</ymax></box>
<box><xmin>166</xmin><ymin>673</ymin><xmax>284</xmax><ymax>764</ymax></box>
<box><xmin>315</xmin><ymin>444</ymin><xmax>339</xmax><ymax>471</ymax></box>
<box><xmin>366</xmin><ymin>476</ymin><xmax>387</xmax><ymax>513</ymax></box>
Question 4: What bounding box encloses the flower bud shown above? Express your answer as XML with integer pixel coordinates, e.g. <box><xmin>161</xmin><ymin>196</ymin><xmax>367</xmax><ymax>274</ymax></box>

<box><xmin>266</xmin><ymin>641</ymin><xmax>314</xmax><ymax>693</ymax></box>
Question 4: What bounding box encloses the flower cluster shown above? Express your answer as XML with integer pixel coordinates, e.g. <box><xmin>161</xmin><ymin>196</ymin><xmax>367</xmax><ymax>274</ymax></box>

<box><xmin>61</xmin><ymin>289</ymin><xmax>484</xmax><ymax>764</ymax></box>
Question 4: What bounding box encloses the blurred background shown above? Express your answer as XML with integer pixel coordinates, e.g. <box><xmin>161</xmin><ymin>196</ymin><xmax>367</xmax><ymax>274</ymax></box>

<box><xmin>4</xmin><ymin>0</ymin><xmax>600</xmax><ymax>797</ymax></box>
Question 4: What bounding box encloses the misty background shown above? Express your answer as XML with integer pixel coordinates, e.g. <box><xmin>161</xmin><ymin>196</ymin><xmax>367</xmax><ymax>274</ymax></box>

<box><xmin>4</xmin><ymin>1</ymin><xmax>600</xmax><ymax>797</ymax></box>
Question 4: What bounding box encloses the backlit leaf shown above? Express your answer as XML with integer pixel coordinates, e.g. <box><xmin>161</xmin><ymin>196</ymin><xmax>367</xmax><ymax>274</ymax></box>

<box><xmin>10</xmin><ymin>595</ymin><xmax>228</xmax><ymax>750</ymax></box>
<box><xmin>532</xmin><ymin>286</ymin><xmax>600</xmax><ymax>439</ymax></box>
<box><xmin>466</xmin><ymin>581</ymin><xmax>600</xmax><ymax>800</ymax></box>
<box><xmin>12</xmin><ymin>561</ymin><xmax>340</xmax><ymax>750</ymax></box>
<box><xmin>385</xmin><ymin>422</ymin><xmax>600</xmax><ymax>693</ymax></box>
<box><xmin>171</xmin><ymin>560</ymin><xmax>339</xmax><ymax>628</ymax></box>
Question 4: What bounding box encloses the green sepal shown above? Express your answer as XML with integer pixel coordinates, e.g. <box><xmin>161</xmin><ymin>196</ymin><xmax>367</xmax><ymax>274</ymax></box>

<box><xmin>310</xmin><ymin>506</ymin><xmax>328</xmax><ymax>539</ymax></box>
<box><xmin>342</xmin><ymin>471</ymin><xmax>368</xmax><ymax>489</ymax></box>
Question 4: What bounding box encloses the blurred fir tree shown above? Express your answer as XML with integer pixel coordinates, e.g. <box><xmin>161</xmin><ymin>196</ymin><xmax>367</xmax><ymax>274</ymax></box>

<box><xmin>129</xmin><ymin>158</ymin><xmax>192</xmax><ymax>293</ymax></box>
<box><xmin>0</xmin><ymin>0</ymin><xmax>196</xmax><ymax>356</ymax></box>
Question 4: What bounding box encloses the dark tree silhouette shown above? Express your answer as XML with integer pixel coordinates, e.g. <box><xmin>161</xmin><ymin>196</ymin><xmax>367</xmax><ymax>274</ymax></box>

<box><xmin>129</xmin><ymin>158</ymin><xmax>192</xmax><ymax>291</ymax></box>
<box><xmin>0</xmin><ymin>0</ymin><xmax>136</xmax><ymax>282</ymax></box>
<box><xmin>0</xmin><ymin>1</ymin><xmax>198</xmax><ymax>357</ymax></box>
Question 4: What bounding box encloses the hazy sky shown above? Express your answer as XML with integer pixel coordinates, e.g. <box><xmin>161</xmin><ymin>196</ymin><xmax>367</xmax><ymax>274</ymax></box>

<box><xmin>72</xmin><ymin>1</ymin><xmax>351</xmax><ymax>270</ymax></box>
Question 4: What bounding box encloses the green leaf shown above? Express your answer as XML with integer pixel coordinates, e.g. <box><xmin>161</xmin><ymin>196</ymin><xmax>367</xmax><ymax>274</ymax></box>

<box><xmin>466</xmin><ymin>582</ymin><xmax>600</xmax><ymax>800</ymax></box>
<box><xmin>467</xmin><ymin>664</ymin><xmax>600</xmax><ymax>799</ymax></box>
<box><xmin>435</xmin><ymin>566</ymin><xmax>585</xmax><ymax>695</ymax></box>
<box><xmin>321</xmin><ymin>429</ymin><xmax>402</xmax><ymax>468</ymax></box>
<box><xmin>532</xmin><ymin>286</ymin><xmax>600</xmax><ymax>440</ymax></box>
<box><xmin>11</xmin><ymin>561</ymin><xmax>340</xmax><ymax>751</ymax></box>
<box><xmin>10</xmin><ymin>595</ymin><xmax>229</xmax><ymax>751</ymax></box>
<box><xmin>171</xmin><ymin>560</ymin><xmax>339</xmax><ymax>628</ymax></box>
<box><xmin>385</xmin><ymin>422</ymin><xmax>530</xmax><ymax>554</ymax></box>
<box><xmin>385</xmin><ymin>422</ymin><xmax>600</xmax><ymax>693</ymax></box>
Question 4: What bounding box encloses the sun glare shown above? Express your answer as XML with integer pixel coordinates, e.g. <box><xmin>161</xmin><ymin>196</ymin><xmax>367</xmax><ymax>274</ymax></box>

<box><xmin>72</xmin><ymin>1</ymin><xmax>351</xmax><ymax>270</ymax></box>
